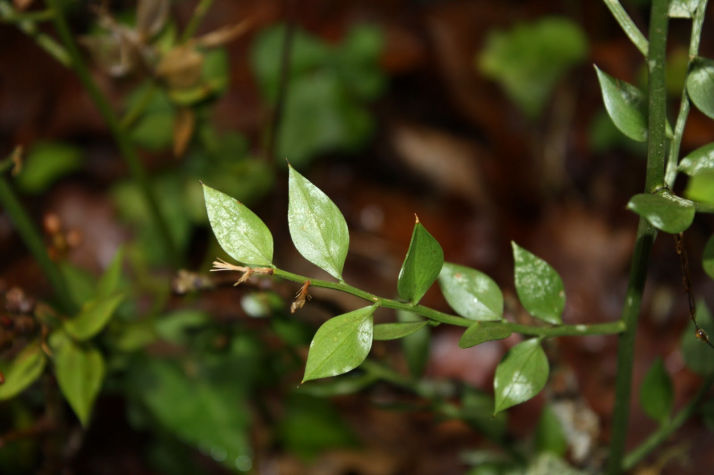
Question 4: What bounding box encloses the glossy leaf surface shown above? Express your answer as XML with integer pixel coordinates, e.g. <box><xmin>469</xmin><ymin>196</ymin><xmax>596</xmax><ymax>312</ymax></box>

<box><xmin>679</xmin><ymin>142</ymin><xmax>714</xmax><ymax>176</ymax></box>
<box><xmin>303</xmin><ymin>305</ymin><xmax>376</xmax><ymax>382</ymax></box>
<box><xmin>594</xmin><ymin>65</ymin><xmax>647</xmax><ymax>142</ymax></box>
<box><xmin>493</xmin><ymin>338</ymin><xmax>549</xmax><ymax>414</ymax></box>
<box><xmin>703</xmin><ymin>235</ymin><xmax>714</xmax><ymax>279</ymax></box>
<box><xmin>639</xmin><ymin>358</ymin><xmax>673</xmax><ymax>422</ymax></box>
<box><xmin>203</xmin><ymin>184</ymin><xmax>273</xmax><ymax>266</ymax></box>
<box><xmin>373</xmin><ymin>321</ymin><xmax>428</xmax><ymax>341</ymax></box>
<box><xmin>684</xmin><ymin>171</ymin><xmax>714</xmax><ymax>204</ymax></box>
<box><xmin>288</xmin><ymin>166</ymin><xmax>349</xmax><ymax>280</ymax></box>
<box><xmin>512</xmin><ymin>242</ymin><xmax>565</xmax><ymax>324</ymax></box>
<box><xmin>681</xmin><ymin>303</ymin><xmax>714</xmax><ymax>375</ymax></box>
<box><xmin>0</xmin><ymin>343</ymin><xmax>46</xmax><ymax>400</ymax></box>
<box><xmin>439</xmin><ymin>262</ymin><xmax>502</xmax><ymax>321</ymax></box>
<box><xmin>398</xmin><ymin>219</ymin><xmax>444</xmax><ymax>303</ymax></box>
<box><xmin>64</xmin><ymin>293</ymin><xmax>124</xmax><ymax>341</ymax></box>
<box><xmin>627</xmin><ymin>192</ymin><xmax>695</xmax><ymax>234</ymax></box>
<box><xmin>687</xmin><ymin>57</ymin><xmax>714</xmax><ymax>119</ymax></box>
<box><xmin>459</xmin><ymin>321</ymin><xmax>512</xmax><ymax>348</ymax></box>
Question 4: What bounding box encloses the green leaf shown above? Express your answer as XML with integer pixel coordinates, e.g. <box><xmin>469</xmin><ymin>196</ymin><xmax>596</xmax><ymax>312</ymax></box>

<box><xmin>703</xmin><ymin>235</ymin><xmax>714</xmax><ymax>279</ymax></box>
<box><xmin>439</xmin><ymin>262</ymin><xmax>503</xmax><ymax>321</ymax></box>
<box><xmin>203</xmin><ymin>183</ymin><xmax>274</xmax><ymax>266</ymax></box>
<box><xmin>96</xmin><ymin>248</ymin><xmax>124</xmax><ymax>298</ymax></box>
<box><xmin>398</xmin><ymin>310</ymin><xmax>430</xmax><ymax>378</ymax></box>
<box><xmin>687</xmin><ymin>57</ymin><xmax>714</xmax><ymax>119</ymax></box>
<box><xmin>373</xmin><ymin>321</ymin><xmax>428</xmax><ymax>341</ymax></box>
<box><xmin>679</xmin><ymin>142</ymin><xmax>714</xmax><ymax>176</ymax></box>
<box><xmin>639</xmin><ymin>358</ymin><xmax>674</xmax><ymax>422</ymax></box>
<box><xmin>0</xmin><ymin>343</ymin><xmax>46</xmax><ymax>400</ymax></box>
<box><xmin>299</xmin><ymin>373</ymin><xmax>378</xmax><ymax>397</ymax></box>
<box><xmin>303</xmin><ymin>305</ymin><xmax>376</xmax><ymax>382</ymax></box>
<box><xmin>288</xmin><ymin>166</ymin><xmax>349</xmax><ymax>280</ymax></box>
<box><xmin>16</xmin><ymin>142</ymin><xmax>84</xmax><ymax>193</ymax></box>
<box><xmin>594</xmin><ymin>65</ymin><xmax>647</xmax><ymax>142</ymax></box>
<box><xmin>460</xmin><ymin>387</ymin><xmax>508</xmax><ymax>441</ymax></box>
<box><xmin>627</xmin><ymin>192</ymin><xmax>695</xmax><ymax>234</ymax></box>
<box><xmin>684</xmin><ymin>171</ymin><xmax>714</xmax><ymax>204</ymax></box>
<box><xmin>398</xmin><ymin>218</ymin><xmax>444</xmax><ymax>304</ymax></box>
<box><xmin>512</xmin><ymin>242</ymin><xmax>565</xmax><ymax>324</ymax></box>
<box><xmin>51</xmin><ymin>332</ymin><xmax>104</xmax><ymax>426</ymax></box>
<box><xmin>681</xmin><ymin>302</ymin><xmax>714</xmax><ymax>375</ymax></box>
<box><xmin>459</xmin><ymin>321</ymin><xmax>512</xmax><ymax>348</ymax></box>
<box><xmin>493</xmin><ymin>338</ymin><xmax>549</xmax><ymax>414</ymax></box>
<box><xmin>535</xmin><ymin>405</ymin><xmax>567</xmax><ymax>456</ymax></box>
<box><xmin>64</xmin><ymin>293</ymin><xmax>124</xmax><ymax>341</ymax></box>
<box><xmin>669</xmin><ymin>0</ymin><xmax>704</xmax><ymax>18</ymax></box>
<box><xmin>478</xmin><ymin>17</ymin><xmax>587</xmax><ymax>118</ymax></box>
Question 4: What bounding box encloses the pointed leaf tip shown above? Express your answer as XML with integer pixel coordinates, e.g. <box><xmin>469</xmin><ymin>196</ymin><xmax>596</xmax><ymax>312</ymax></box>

<box><xmin>512</xmin><ymin>242</ymin><xmax>565</xmax><ymax>324</ymax></box>
<box><xmin>398</xmin><ymin>221</ymin><xmax>444</xmax><ymax>304</ymax></box>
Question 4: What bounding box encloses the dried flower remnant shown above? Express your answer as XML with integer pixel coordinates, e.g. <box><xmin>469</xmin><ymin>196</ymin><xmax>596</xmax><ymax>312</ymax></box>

<box><xmin>210</xmin><ymin>259</ymin><xmax>273</xmax><ymax>286</ymax></box>
<box><xmin>290</xmin><ymin>281</ymin><xmax>311</xmax><ymax>314</ymax></box>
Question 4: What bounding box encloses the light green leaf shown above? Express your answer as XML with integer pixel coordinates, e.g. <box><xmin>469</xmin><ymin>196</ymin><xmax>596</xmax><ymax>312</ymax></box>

<box><xmin>594</xmin><ymin>65</ymin><xmax>647</xmax><ymax>142</ymax></box>
<box><xmin>439</xmin><ymin>262</ymin><xmax>503</xmax><ymax>321</ymax></box>
<box><xmin>703</xmin><ymin>235</ymin><xmax>714</xmax><ymax>279</ymax></box>
<box><xmin>639</xmin><ymin>358</ymin><xmax>673</xmax><ymax>422</ymax></box>
<box><xmin>512</xmin><ymin>242</ymin><xmax>565</xmax><ymax>324</ymax></box>
<box><xmin>16</xmin><ymin>142</ymin><xmax>84</xmax><ymax>193</ymax></box>
<box><xmin>373</xmin><ymin>321</ymin><xmax>428</xmax><ymax>341</ymax></box>
<box><xmin>398</xmin><ymin>218</ymin><xmax>444</xmax><ymax>304</ymax></box>
<box><xmin>0</xmin><ymin>342</ymin><xmax>46</xmax><ymax>400</ymax></box>
<box><xmin>51</xmin><ymin>332</ymin><xmax>104</xmax><ymax>426</ymax></box>
<box><xmin>535</xmin><ymin>405</ymin><xmax>567</xmax><ymax>456</ymax></box>
<box><xmin>96</xmin><ymin>248</ymin><xmax>124</xmax><ymax>298</ymax></box>
<box><xmin>669</xmin><ymin>0</ymin><xmax>703</xmax><ymax>18</ymax></box>
<box><xmin>398</xmin><ymin>310</ymin><xmax>430</xmax><ymax>378</ymax></box>
<box><xmin>684</xmin><ymin>171</ymin><xmax>714</xmax><ymax>204</ymax></box>
<box><xmin>681</xmin><ymin>302</ymin><xmax>714</xmax><ymax>375</ymax></box>
<box><xmin>64</xmin><ymin>293</ymin><xmax>125</xmax><ymax>341</ymax></box>
<box><xmin>288</xmin><ymin>166</ymin><xmax>349</xmax><ymax>279</ymax></box>
<box><xmin>679</xmin><ymin>142</ymin><xmax>714</xmax><ymax>176</ymax></box>
<box><xmin>687</xmin><ymin>57</ymin><xmax>714</xmax><ymax>119</ymax></box>
<box><xmin>627</xmin><ymin>192</ymin><xmax>695</xmax><ymax>234</ymax></box>
<box><xmin>459</xmin><ymin>321</ymin><xmax>512</xmax><ymax>348</ymax></box>
<box><xmin>493</xmin><ymin>338</ymin><xmax>549</xmax><ymax>414</ymax></box>
<box><xmin>303</xmin><ymin>305</ymin><xmax>376</xmax><ymax>382</ymax></box>
<box><xmin>203</xmin><ymin>183</ymin><xmax>273</xmax><ymax>266</ymax></box>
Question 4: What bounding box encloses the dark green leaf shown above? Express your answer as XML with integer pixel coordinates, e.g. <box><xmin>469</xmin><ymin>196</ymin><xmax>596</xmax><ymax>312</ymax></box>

<box><xmin>681</xmin><ymin>302</ymin><xmax>714</xmax><ymax>375</ymax></box>
<box><xmin>627</xmin><ymin>192</ymin><xmax>695</xmax><ymax>234</ymax></box>
<box><xmin>639</xmin><ymin>358</ymin><xmax>674</xmax><ymax>422</ymax></box>
<box><xmin>493</xmin><ymin>338</ymin><xmax>549</xmax><ymax>414</ymax></box>
<box><xmin>439</xmin><ymin>262</ymin><xmax>503</xmax><ymax>321</ymax></box>
<box><xmin>684</xmin><ymin>171</ymin><xmax>714</xmax><ymax>204</ymax></box>
<box><xmin>679</xmin><ymin>142</ymin><xmax>714</xmax><ymax>176</ymax></box>
<box><xmin>64</xmin><ymin>293</ymin><xmax>124</xmax><ymax>341</ymax></box>
<box><xmin>373</xmin><ymin>321</ymin><xmax>428</xmax><ymax>341</ymax></box>
<box><xmin>459</xmin><ymin>321</ymin><xmax>512</xmax><ymax>348</ymax></box>
<box><xmin>535</xmin><ymin>405</ymin><xmax>567</xmax><ymax>456</ymax></box>
<box><xmin>303</xmin><ymin>305</ymin><xmax>376</xmax><ymax>382</ymax></box>
<box><xmin>0</xmin><ymin>342</ymin><xmax>46</xmax><ymax>400</ymax></box>
<box><xmin>460</xmin><ymin>387</ymin><xmax>508</xmax><ymax>441</ymax></box>
<box><xmin>512</xmin><ymin>242</ymin><xmax>565</xmax><ymax>324</ymax></box>
<box><xmin>16</xmin><ymin>142</ymin><xmax>83</xmax><ymax>193</ymax></box>
<box><xmin>398</xmin><ymin>218</ymin><xmax>444</xmax><ymax>304</ymax></box>
<box><xmin>288</xmin><ymin>166</ymin><xmax>349</xmax><ymax>280</ymax></box>
<box><xmin>398</xmin><ymin>310</ymin><xmax>430</xmax><ymax>378</ymax></box>
<box><xmin>51</xmin><ymin>332</ymin><xmax>104</xmax><ymax>426</ymax></box>
<box><xmin>203</xmin><ymin>183</ymin><xmax>273</xmax><ymax>266</ymax></box>
<box><xmin>96</xmin><ymin>248</ymin><xmax>124</xmax><ymax>298</ymax></box>
<box><xmin>298</xmin><ymin>372</ymin><xmax>378</xmax><ymax>397</ymax></box>
<box><xmin>594</xmin><ymin>65</ymin><xmax>647</xmax><ymax>142</ymax></box>
<box><xmin>687</xmin><ymin>57</ymin><xmax>714</xmax><ymax>119</ymax></box>
<box><xmin>703</xmin><ymin>235</ymin><xmax>714</xmax><ymax>279</ymax></box>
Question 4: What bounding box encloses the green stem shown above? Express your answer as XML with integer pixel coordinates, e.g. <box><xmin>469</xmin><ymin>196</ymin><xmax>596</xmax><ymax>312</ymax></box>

<box><xmin>272</xmin><ymin>268</ymin><xmax>626</xmax><ymax>337</ymax></box>
<box><xmin>0</xmin><ymin>2</ymin><xmax>70</xmax><ymax>67</ymax></box>
<box><xmin>120</xmin><ymin>82</ymin><xmax>157</xmax><ymax>130</ymax></box>
<box><xmin>0</xmin><ymin>176</ymin><xmax>76</xmax><ymax>313</ymax></box>
<box><xmin>46</xmin><ymin>0</ymin><xmax>179</xmax><ymax>265</ymax></box>
<box><xmin>603</xmin><ymin>0</ymin><xmax>649</xmax><ymax>56</ymax></box>
<box><xmin>607</xmin><ymin>1</ymin><xmax>669</xmax><ymax>473</ymax></box>
<box><xmin>664</xmin><ymin>0</ymin><xmax>709</xmax><ymax>187</ymax></box>
<box><xmin>181</xmin><ymin>0</ymin><xmax>215</xmax><ymax>42</ymax></box>
<box><xmin>623</xmin><ymin>374</ymin><xmax>714</xmax><ymax>470</ymax></box>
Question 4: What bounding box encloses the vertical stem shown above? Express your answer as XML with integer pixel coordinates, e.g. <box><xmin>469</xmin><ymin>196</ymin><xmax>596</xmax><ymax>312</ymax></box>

<box><xmin>0</xmin><ymin>176</ymin><xmax>76</xmax><ymax>313</ymax></box>
<box><xmin>180</xmin><ymin>0</ymin><xmax>216</xmax><ymax>42</ymax></box>
<box><xmin>607</xmin><ymin>1</ymin><xmax>669</xmax><ymax>473</ymax></box>
<box><xmin>46</xmin><ymin>0</ymin><xmax>180</xmax><ymax>265</ymax></box>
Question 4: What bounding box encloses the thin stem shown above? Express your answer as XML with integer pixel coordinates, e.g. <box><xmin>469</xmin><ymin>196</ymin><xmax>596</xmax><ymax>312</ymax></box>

<box><xmin>607</xmin><ymin>1</ymin><xmax>669</xmax><ymax>472</ymax></box>
<box><xmin>0</xmin><ymin>2</ymin><xmax>70</xmax><ymax>67</ymax></box>
<box><xmin>664</xmin><ymin>0</ymin><xmax>709</xmax><ymax>187</ymax></box>
<box><xmin>181</xmin><ymin>0</ymin><xmax>216</xmax><ymax>42</ymax></box>
<box><xmin>0</xmin><ymin>175</ymin><xmax>76</xmax><ymax>313</ymax></box>
<box><xmin>623</xmin><ymin>374</ymin><xmax>714</xmax><ymax>470</ymax></box>
<box><xmin>271</xmin><ymin>268</ymin><xmax>625</xmax><ymax>337</ymax></box>
<box><xmin>603</xmin><ymin>0</ymin><xmax>649</xmax><ymax>56</ymax></box>
<box><xmin>46</xmin><ymin>0</ymin><xmax>180</xmax><ymax>265</ymax></box>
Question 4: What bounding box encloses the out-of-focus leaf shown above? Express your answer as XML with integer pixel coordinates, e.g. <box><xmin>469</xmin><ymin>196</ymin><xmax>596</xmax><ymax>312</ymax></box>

<box><xmin>478</xmin><ymin>17</ymin><xmax>587</xmax><ymax>118</ymax></box>
<box><xmin>64</xmin><ymin>293</ymin><xmax>124</xmax><ymax>341</ymax></box>
<box><xmin>154</xmin><ymin>310</ymin><xmax>209</xmax><ymax>343</ymax></box>
<box><xmin>167</xmin><ymin>49</ymin><xmax>229</xmax><ymax>105</ymax></box>
<box><xmin>527</xmin><ymin>453</ymin><xmax>586</xmax><ymax>475</ymax></box>
<box><xmin>459</xmin><ymin>321</ymin><xmax>512</xmax><ymax>348</ymax></box>
<box><xmin>136</xmin><ymin>0</ymin><xmax>169</xmax><ymax>39</ymax></box>
<box><xmin>398</xmin><ymin>310</ymin><xmax>430</xmax><ymax>378</ymax></box>
<box><xmin>96</xmin><ymin>248</ymin><xmax>124</xmax><ymax>298</ymax></box>
<box><xmin>627</xmin><ymin>192</ymin><xmax>695</xmax><ymax>234</ymax></box>
<box><xmin>703</xmin><ymin>235</ymin><xmax>714</xmax><ymax>279</ymax></box>
<box><xmin>681</xmin><ymin>302</ymin><xmax>714</xmax><ymax>375</ymax></box>
<box><xmin>336</xmin><ymin>26</ymin><xmax>386</xmax><ymax>100</ymax></box>
<box><xmin>493</xmin><ymin>338</ymin><xmax>549</xmax><ymax>414</ymax></box>
<box><xmin>398</xmin><ymin>219</ymin><xmax>444</xmax><ymax>304</ymax></box>
<box><xmin>298</xmin><ymin>372</ymin><xmax>377</xmax><ymax>397</ymax></box>
<box><xmin>669</xmin><ymin>0</ymin><xmax>704</xmax><ymax>17</ymax></box>
<box><xmin>461</xmin><ymin>387</ymin><xmax>508</xmax><ymax>441</ymax></box>
<box><xmin>512</xmin><ymin>242</ymin><xmax>565</xmax><ymax>324</ymax></box>
<box><xmin>60</xmin><ymin>262</ymin><xmax>97</xmax><ymax>306</ymax></box>
<box><xmin>373</xmin><ymin>321</ymin><xmax>428</xmax><ymax>341</ymax></box>
<box><xmin>639</xmin><ymin>358</ymin><xmax>674</xmax><ymax>422</ymax></box>
<box><xmin>684</xmin><ymin>171</ymin><xmax>714</xmax><ymax>204</ymax></box>
<box><xmin>679</xmin><ymin>142</ymin><xmax>714</xmax><ymax>176</ymax></box>
<box><xmin>303</xmin><ymin>305</ymin><xmax>376</xmax><ymax>382</ymax></box>
<box><xmin>126</xmin><ymin>85</ymin><xmax>175</xmax><ymax>150</ymax></box>
<box><xmin>288</xmin><ymin>166</ymin><xmax>349</xmax><ymax>280</ymax></box>
<box><xmin>439</xmin><ymin>263</ymin><xmax>502</xmax><ymax>321</ymax></box>
<box><xmin>0</xmin><ymin>342</ymin><xmax>46</xmax><ymax>400</ymax></box>
<box><xmin>535</xmin><ymin>405</ymin><xmax>567</xmax><ymax>456</ymax></box>
<box><xmin>15</xmin><ymin>142</ymin><xmax>83</xmax><ymax>193</ymax></box>
<box><xmin>687</xmin><ymin>56</ymin><xmax>714</xmax><ymax>119</ymax></box>
<box><xmin>594</xmin><ymin>65</ymin><xmax>647</xmax><ymax>142</ymax></box>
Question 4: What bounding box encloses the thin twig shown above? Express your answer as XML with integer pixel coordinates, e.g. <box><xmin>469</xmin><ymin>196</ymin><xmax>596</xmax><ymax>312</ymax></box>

<box><xmin>674</xmin><ymin>233</ymin><xmax>714</xmax><ymax>348</ymax></box>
